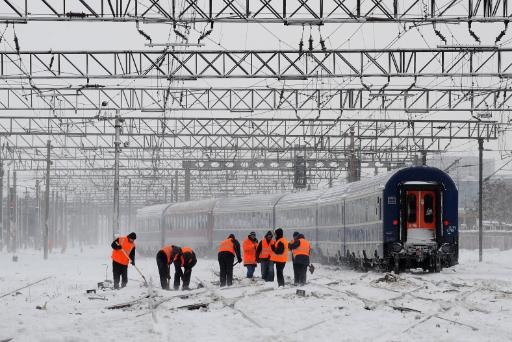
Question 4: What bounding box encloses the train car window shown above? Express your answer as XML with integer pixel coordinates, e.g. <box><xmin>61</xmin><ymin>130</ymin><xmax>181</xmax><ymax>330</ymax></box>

<box><xmin>407</xmin><ymin>194</ymin><xmax>417</xmax><ymax>223</ymax></box>
<box><xmin>424</xmin><ymin>193</ymin><xmax>434</xmax><ymax>223</ymax></box>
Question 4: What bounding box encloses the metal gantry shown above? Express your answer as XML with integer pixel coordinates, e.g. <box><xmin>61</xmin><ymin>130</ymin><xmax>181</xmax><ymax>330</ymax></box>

<box><xmin>0</xmin><ymin>0</ymin><xmax>510</xmax><ymax>24</ymax></box>
<box><xmin>2</xmin><ymin>48</ymin><xmax>512</xmax><ymax>80</ymax></box>
<box><xmin>0</xmin><ymin>116</ymin><xmax>498</xmax><ymax>151</ymax></box>
<box><xmin>1</xmin><ymin>86</ymin><xmax>512</xmax><ymax>113</ymax></box>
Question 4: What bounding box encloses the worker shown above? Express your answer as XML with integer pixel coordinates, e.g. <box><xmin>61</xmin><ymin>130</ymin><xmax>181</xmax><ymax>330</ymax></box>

<box><xmin>288</xmin><ymin>232</ymin><xmax>311</xmax><ymax>286</ymax></box>
<box><xmin>242</xmin><ymin>232</ymin><xmax>258</xmax><ymax>278</ymax></box>
<box><xmin>111</xmin><ymin>232</ymin><xmax>137</xmax><ymax>290</ymax></box>
<box><xmin>156</xmin><ymin>244</ymin><xmax>182</xmax><ymax>290</ymax></box>
<box><xmin>217</xmin><ymin>234</ymin><xmax>242</xmax><ymax>287</ymax></box>
<box><xmin>270</xmin><ymin>228</ymin><xmax>288</xmax><ymax>287</ymax></box>
<box><xmin>256</xmin><ymin>230</ymin><xmax>275</xmax><ymax>282</ymax></box>
<box><xmin>173</xmin><ymin>247</ymin><xmax>197</xmax><ymax>290</ymax></box>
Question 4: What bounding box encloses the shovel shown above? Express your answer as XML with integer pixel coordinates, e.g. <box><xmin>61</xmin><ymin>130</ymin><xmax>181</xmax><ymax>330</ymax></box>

<box><xmin>308</xmin><ymin>264</ymin><xmax>315</xmax><ymax>274</ymax></box>
<box><xmin>121</xmin><ymin>249</ymin><xmax>148</xmax><ymax>286</ymax></box>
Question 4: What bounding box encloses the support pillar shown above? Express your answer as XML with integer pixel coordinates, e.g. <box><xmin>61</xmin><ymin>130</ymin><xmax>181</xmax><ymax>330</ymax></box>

<box><xmin>184</xmin><ymin>167</ymin><xmax>190</xmax><ymax>201</ymax></box>
<box><xmin>12</xmin><ymin>171</ymin><xmax>16</xmax><ymax>254</ymax></box>
<box><xmin>113</xmin><ymin>115</ymin><xmax>122</xmax><ymax>237</ymax></box>
<box><xmin>478</xmin><ymin>138</ymin><xmax>484</xmax><ymax>262</ymax></box>
<box><xmin>5</xmin><ymin>170</ymin><xmax>9</xmax><ymax>252</ymax></box>
<box><xmin>44</xmin><ymin>140</ymin><xmax>50</xmax><ymax>259</ymax></box>
<box><xmin>127</xmin><ymin>178</ymin><xmax>131</xmax><ymax>231</ymax></box>
<box><xmin>0</xmin><ymin>157</ymin><xmax>3</xmax><ymax>249</ymax></box>
<box><xmin>174</xmin><ymin>171</ymin><xmax>179</xmax><ymax>202</ymax></box>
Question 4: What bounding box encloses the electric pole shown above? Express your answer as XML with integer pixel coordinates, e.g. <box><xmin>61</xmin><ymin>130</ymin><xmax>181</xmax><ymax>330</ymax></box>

<box><xmin>478</xmin><ymin>138</ymin><xmax>484</xmax><ymax>262</ymax></box>
<box><xmin>44</xmin><ymin>140</ymin><xmax>50</xmax><ymax>260</ymax></box>
<box><xmin>113</xmin><ymin>115</ymin><xmax>122</xmax><ymax>237</ymax></box>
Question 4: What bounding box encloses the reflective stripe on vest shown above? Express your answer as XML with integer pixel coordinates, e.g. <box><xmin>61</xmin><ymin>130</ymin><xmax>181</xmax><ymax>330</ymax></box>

<box><xmin>242</xmin><ymin>239</ymin><xmax>258</xmax><ymax>265</ymax></box>
<box><xmin>111</xmin><ymin>236</ymin><xmax>134</xmax><ymax>266</ymax></box>
<box><xmin>160</xmin><ymin>245</ymin><xmax>174</xmax><ymax>265</ymax></box>
<box><xmin>292</xmin><ymin>239</ymin><xmax>311</xmax><ymax>257</ymax></box>
<box><xmin>259</xmin><ymin>239</ymin><xmax>274</xmax><ymax>259</ymax></box>
<box><xmin>218</xmin><ymin>238</ymin><xmax>235</xmax><ymax>255</ymax></box>
<box><xmin>270</xmin><ymin>237</ymin><xmax>288</xmax><ymax>263</ymax></box>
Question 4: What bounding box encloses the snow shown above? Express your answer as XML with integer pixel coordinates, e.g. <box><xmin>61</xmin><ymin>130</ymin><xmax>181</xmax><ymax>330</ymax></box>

<box><xmin>1</xmin><ymin>247</ymin><xmax>512</xmax><ymax>342</ymax></box>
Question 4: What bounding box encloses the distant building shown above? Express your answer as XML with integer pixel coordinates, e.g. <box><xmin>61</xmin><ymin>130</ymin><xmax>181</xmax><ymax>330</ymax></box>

<box><xmin>428</xmin><ymin>156</ymin><xmax>495</xmax><ymax>210</ymax></box>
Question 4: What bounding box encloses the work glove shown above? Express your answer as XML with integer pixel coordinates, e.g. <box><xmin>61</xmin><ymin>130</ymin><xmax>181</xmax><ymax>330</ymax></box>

<box><xmin>256</xmin><ymin>257</ymin><xmax>260</xmax><ymax>263</ymax></box>
<box><xmin>237</xmin><ymin>258</ymin><xmax>242</xmax><ymax>264</ymax></box>
<box><xmin>131</xmin><ymin>261</ymin><xmax>135</xmax><ymax>266</ymax></box>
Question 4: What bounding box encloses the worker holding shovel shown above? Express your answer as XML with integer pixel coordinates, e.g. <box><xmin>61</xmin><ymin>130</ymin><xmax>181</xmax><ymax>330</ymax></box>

<box><xmin>111</xmin><ymin>232</ymin><xmax>137</xmax><ymax>289</ymax></box>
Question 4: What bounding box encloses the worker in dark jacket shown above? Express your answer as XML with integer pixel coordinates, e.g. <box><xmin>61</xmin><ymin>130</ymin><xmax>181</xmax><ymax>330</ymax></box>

<box><xmin>111</xmin><ymin>232</ymin><xmax>136</xmax><ymax>289</ymax></box>
<box><xmin>173</xmin><ymin>247</ymin><xmax>197</xmax><ymax>290</ymax></box>
<box><xmin>217</xmin><ymin>234</ymin><xmax>242</xmax><ymax>287</ymax></box>
<box><xmin>288</xmin><ymin>233</ymin><xmax>311</xmax><ymax>285</ymax></box>
<box><xmin>156</xmin><ymin>244</ymin><xmax>182</xmax><ymax>290</ymax></box>
<box><xmin>256</xmin><ymin>230</ymin><xmax>275</xmax><ymax>282</ymax></box>
<box><xmin>270</xmin><ymin>228</ymin><xmax>288</xmax><ymax>287</ymax></box>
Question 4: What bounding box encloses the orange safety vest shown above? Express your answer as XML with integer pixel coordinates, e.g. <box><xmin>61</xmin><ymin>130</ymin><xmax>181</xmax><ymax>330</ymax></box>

<box><xmin>271</xmin><ymin>237</ymin><xmax>288</xmax><ymax>263</ymax></box>
<box><xmin>218</xmin><ymin>238</ymin><xmax>235</xmax><ymax>255</ymax></box>
<box><xmin>175</xmin><ymin>247</ymin><xmax>194</xmax><ymax>266</ymax></box>
<box><xmin>160</xmin><ymin>245</ymin><xmax>176</xmax><ymax>265</ymax></box>
<box><xmin>259</xmin><ymin>238</ymin><xmax>274</xmax><ymax>259</ymax></box>
<box><xmin>242</xmin><ymin>239</ymin><xmax>258</xmax><ymax>265</ymax></box>
<box><xmin>112</xmin><ymin>236</ymin><xmax>135</xmax><ymax>266</ymax></box>
<box><xmin>292</xmin><ymin>239</ymin><xmax>311</xmax><ymax>257</ymax></box>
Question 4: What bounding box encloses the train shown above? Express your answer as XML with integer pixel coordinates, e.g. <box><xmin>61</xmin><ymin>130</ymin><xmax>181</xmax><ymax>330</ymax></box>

<box><xmin>135</xmin><ymin>166</ymin><xmax>459</xmax><ymax>273</ymax></box>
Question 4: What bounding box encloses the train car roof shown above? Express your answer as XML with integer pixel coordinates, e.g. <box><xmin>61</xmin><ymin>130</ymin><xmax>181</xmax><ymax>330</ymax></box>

<box><xmin>136</xmin><ymin>203</ymin><xmax>173</xmax><ymax>218</ymax></box>
<box><xmin>166</xmin><ymin>198</ymin><xmax>217</xmax><ymax>214</ymax></box>
<box><xmin>318</xmin><ymin>166</ymin><xmax>455</xmax><ymax>203</ymax></box>
<box><xmin>214</xmin><ymin>193</ymin><xmax>285</xmax><ymax>213</ymax></box>
<box><xmin>275</xmin><ymin>189</ymin><xmax>325</xmax><ymax>209</ymax></box>
<box><xmin>318</xmin><ymin>169</ymin><xmax>399</xmax><ymax>203</ymax></box>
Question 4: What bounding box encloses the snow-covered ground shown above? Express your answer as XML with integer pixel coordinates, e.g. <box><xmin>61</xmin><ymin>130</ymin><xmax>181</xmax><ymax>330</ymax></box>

<box><xmin>1</xmin><ymin>247</ymin><xmax>512</xmax><ymax>342</ymax></box>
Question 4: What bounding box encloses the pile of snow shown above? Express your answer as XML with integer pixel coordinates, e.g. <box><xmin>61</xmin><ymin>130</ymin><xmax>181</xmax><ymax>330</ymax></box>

<box><xmin>1</xmin><ymin>247</ymin><xmax>511</xmax><ymax>341</ymax></box>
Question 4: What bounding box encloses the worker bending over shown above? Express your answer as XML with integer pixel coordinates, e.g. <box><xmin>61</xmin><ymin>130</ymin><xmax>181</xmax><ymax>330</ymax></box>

<box><xmin>242</xmin><ymin>232</ymin><xmax>258</xmax><ymax>278</ymax></box>
<box><xmin>111</xmin><ymin>232</ymin><xmax>137</xmax><ymax>290</ymax></box>
<box><xmin>289</xmin><ymin>232</ymin><xmax>311</xmax><ymax>286</ymax></box>
<box><xmin>217</xmin><ymin>234</ymin><xmax>242</xmax><ymax>287</ymax></box>
<box><xmin>156</xmin><ymin>244</ymin><xmax>182</xmax><ymax>290</ymax></box>
<box><xmin>174</xmin><ymin>247</ymin><xmax>197</xmax><ymax>290</ymax></box>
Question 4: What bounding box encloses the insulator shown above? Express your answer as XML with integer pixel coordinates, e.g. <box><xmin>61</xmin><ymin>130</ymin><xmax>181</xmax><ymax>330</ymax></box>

<box><xmin>468</xmin><ymin>22</ymin><xmax>481</xmax><ymax>43</ymax></box>
<box><xmin>496</xmin><ymin>20</ymin><xmax>509</xmax><ymax>43</ymax></box>
<box><xmin>308</xmin><ymin>35</ymin><xmax>313</xmax><ymax>51</ymax></box>
<box><xmin>14</xmin><ymin>34</ymin><xmax>19</xmax><ymax>53</ymax></box>
<box><xmin>320</xmin><ymin>38</ymin><xmax>326</xmax><ymax>51</ymax></box>
<box><xmin>66</xmin><ymin>12</ymin><xmax>87</xmax><ymax>18</ymax></box>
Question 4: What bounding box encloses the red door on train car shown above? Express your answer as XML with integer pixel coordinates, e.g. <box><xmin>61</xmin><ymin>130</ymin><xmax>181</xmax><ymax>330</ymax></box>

<box><xmin>405</xmin><ymin>190</ymin><xmax>437</xmax><ymax>243</ymax></box>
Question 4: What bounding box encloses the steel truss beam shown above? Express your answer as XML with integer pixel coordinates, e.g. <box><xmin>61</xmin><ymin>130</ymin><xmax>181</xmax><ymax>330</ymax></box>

<box><xmin>0</xmin><ymin>0</ymin><xmax>510</xmax><ymax>24</ymax></box>
<box><xmin>0</xmin><ymin>116</ymin><xmax>497</xmax><ymax>140</ymax></box>
<box><xmin>0</xmin><ymin>117</ymin><xmax>496</xmax><ymax>166</ymax></box>
<box><xmin>3</xmin><ymin>86</ymin><xmax>512</xmax><ymax>113</ymax></box>
<box><xmin>2</xmin><ymin>49</ymin><xmax>512</xmax><ymax>80</ymax></box>
<box><xmin>4</xmin><ymin>156</ymin><xmax>413</xmax><ymax>172</ymax></box>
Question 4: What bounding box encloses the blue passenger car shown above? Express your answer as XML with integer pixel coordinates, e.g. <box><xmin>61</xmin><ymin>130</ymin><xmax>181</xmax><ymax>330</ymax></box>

<box><xmin>135</xmin><ymin>166</ymin><xmax>458</xmax><ymax>272</ymax></box>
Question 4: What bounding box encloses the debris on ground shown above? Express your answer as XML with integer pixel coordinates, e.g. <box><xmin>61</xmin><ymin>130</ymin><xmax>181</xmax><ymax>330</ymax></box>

<box><xmin>375</xmin><ymin>273</ymin><xmax>399</xmax><ymax>283</ymax></box>
<box><xmin>176</xmin><ymin>302</ymin><xmax>209</xmax><ymax>311</ymax></box>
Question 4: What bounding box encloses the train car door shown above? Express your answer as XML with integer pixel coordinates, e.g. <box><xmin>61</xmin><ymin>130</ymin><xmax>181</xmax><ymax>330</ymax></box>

<box><xmin>404</xmin><ymin>189</ymin><xmax>437</xmax><ymax>244</ymax></box>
